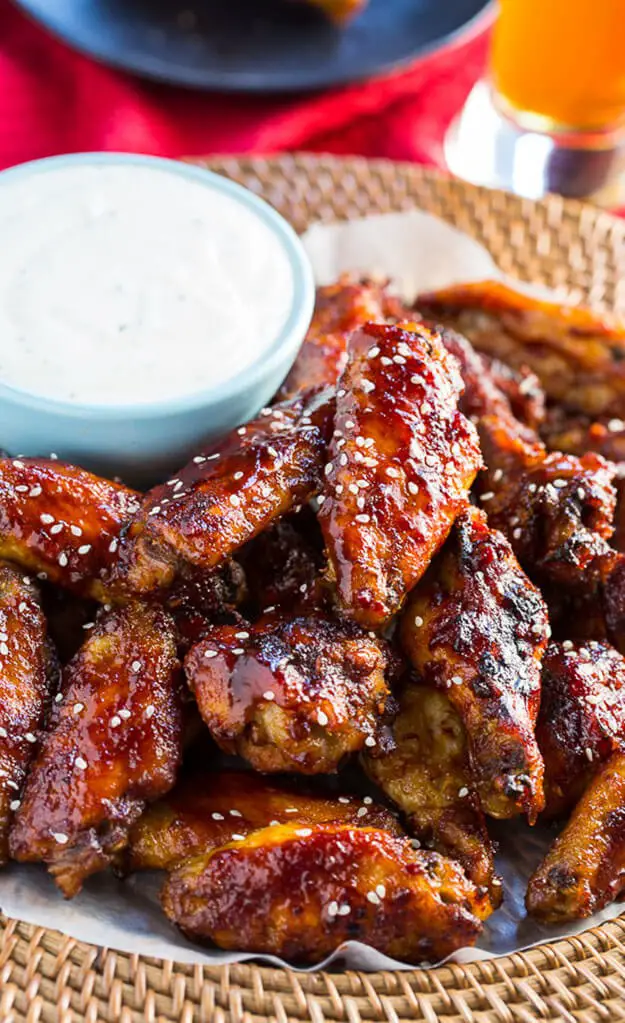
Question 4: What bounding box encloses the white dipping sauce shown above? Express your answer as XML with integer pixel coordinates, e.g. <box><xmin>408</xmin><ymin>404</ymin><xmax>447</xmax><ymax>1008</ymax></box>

<box><xmin>0</xmin><ymin>162</ymin><xmax>295</xmax><ymax>405</ymax></box>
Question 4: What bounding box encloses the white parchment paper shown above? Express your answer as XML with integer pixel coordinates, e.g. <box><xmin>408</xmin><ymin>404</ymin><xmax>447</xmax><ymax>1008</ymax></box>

<box><xmin>1</xmin><ymin>209</ymin><xmax>620</xmax><ymax>971</ymax></box>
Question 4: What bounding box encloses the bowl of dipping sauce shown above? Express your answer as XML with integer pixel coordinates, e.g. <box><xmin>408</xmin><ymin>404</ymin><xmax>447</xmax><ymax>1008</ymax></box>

<box><xmin>0</xmin><ymin>153</ymin><xmax>314</xmax><ymax>485</ymax></box>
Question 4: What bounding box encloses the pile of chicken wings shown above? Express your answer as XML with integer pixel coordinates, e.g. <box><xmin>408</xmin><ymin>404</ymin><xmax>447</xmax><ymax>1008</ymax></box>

<box><xmin>3</xmin><ymin>274</ymin><xmax>625</xmax><ymax>965</ymax></box>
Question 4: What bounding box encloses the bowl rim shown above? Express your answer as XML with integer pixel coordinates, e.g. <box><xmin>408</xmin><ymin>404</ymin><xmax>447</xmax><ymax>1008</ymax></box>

<box><xmin>0</xmin><ymin>152</ymin><xmax>315</xmax><ymax>420</ymax></box>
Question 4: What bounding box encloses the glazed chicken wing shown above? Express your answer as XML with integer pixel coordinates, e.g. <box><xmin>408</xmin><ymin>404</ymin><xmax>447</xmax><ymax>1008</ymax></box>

<box><xmin>541</xmin><ymin>407</ymin><xmax>625</xmax><ymax>464</ymax></box>
<box><xmin>401</xmin><ymin>506</ymin><xmax>548</xmax><ymax>822</ymax></box>
<box><xmin>418</xmin><ymin>279</ymin><xmax>625</xmax><ymax>419</ymax></box>
<box><xmin>363</xmin><ymin>683</ymin><xmax>501</xmax><ymax>906</ymax></box>
<box><xmin>277</xmin><ymin>277</ymin><xmax>407</xmax><ymax>401</ymax></box>
<box><xmin>484</xmin><ymin>356</ymin><xmax>546</xmax><ymax>431</ymax></box>
<box><xmin>185</xmin><ymin>613</ymin><xmax>393</xmax><ymax>774</ymax></box>
<box><xmin>0</xmin><ymin>457</ymin><xmax>140</xmax><ymax>602</ymax></box>
<box><xmin>318</xmin><ymin>321</ymin><xmax>482</xmax><ymax>629</ymax></box>
<box><xmin>10</xmin><ymin>602</ymin><xmax>183</xmax><ymax>897</ymax></box>
<box><xmin>477</xmin><ymin>415</ymin><xmax>617</xmax><ymax>591</ymax></box>
<box><xmin>527</xmin><ymin>751</ymin><xmax>625</xmax><ymax>923</ymax></box>
<box><xmin>113</xmin><ymin>389</ymin><xmax>334</xmax><ymax>597</ymax></box>
<box><xmin>537</xmin><ymin>641</ymin><xmax>625</xmax><ymax>817</ymax></box>
<box><xmin>0</xmin><ymin>564</ymin><xmax>54</xmax><ymax>863</ymax></box>
<box><xmin>162</xmin><ymin>823</ymin><xmax>490</xmax><ymax>964</ymax></box>
<box><xmin>126</xmin><ymin>769</ymin><xmax>400</xmax><ymax>871</ymax></box>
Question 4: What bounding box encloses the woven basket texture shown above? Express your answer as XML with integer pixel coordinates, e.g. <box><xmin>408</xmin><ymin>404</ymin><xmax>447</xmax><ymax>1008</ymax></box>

<box><xmin>2</xmin><ymin>154</ymin><xmax>625</xmax><ymax>1023</ymax></box>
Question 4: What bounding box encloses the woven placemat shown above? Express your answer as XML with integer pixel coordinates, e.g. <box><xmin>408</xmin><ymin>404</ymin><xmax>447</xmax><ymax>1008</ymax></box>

<box><xmin>2</xmin><ymin>154</ymin><xmax>625</xmax><ymax>1023</ymax></box>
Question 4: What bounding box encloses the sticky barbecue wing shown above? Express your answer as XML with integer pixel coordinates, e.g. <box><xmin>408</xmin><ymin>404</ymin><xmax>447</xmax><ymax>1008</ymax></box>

<box><xmin>0</xmin><ymin>458</ymin><xmax>140</xmax><ymax>602</ymax></box>
<box><xmin>537</xmin><ymin>641</ymin><xmax>625</xmax><ymax>817</ymax></box>
<box><xmin>162</xmin><ymin>823</ymin><xmax>490</xmax><ymax>964</ymax></box>
<box><xmin>363</xmin><ymin>683</ymin><xmax>501</xmax><ymax>906</ymax></box>
<box><xmin>10</xmin><ymin>602</ymin><xmax>183</xmax><ymax>896</ymax></box>
<box><xmin>318</xmin><ymin>321</ymin><xmax>481</xmax><ymax>629</ymax></box>
<box><xmin>0</xmin><ymin>564</ymin><xmax>54</xmax><ymax>863</ymax></box>
<box><xmin>185</xmin><ymin>613</ymin><xmax>393</xmax><ymax>774</ymax></box>
<box><xmin>126</xmin><ymin>769</ymin><xmax>400</xmax><ymax>871</ymax></box>
<box><xmin>526</xmin><ymin>751</ymin><xmax>625</xmax><ymax>923</ymax></box>
<box><xmin>401</xmin><ymin>506</ymin><xmax>547</xmax><ymax>822</ymax></box>
<box><xmin>418</xmin><ymin>279</ymin><xmax>625</xmax><ymax>419</ymax></box>
<box><xmin>113</xmin><ymin>390</ymin><xmax>334</xmax><ymax>597</ymax></box>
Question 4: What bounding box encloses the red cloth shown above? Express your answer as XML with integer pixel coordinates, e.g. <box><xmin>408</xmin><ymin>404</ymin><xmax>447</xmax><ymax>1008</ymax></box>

<box><xmin>0</xmin><ymin>1</ymin><xmax>491</xmax><ymax>171</ymax></box>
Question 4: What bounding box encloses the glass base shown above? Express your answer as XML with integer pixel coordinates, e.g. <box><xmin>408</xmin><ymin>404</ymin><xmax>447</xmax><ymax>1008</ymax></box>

<box><xmin>445</xmin><ymin>81</ymin><xmax>625</xmax><ymax>206</ymax></box>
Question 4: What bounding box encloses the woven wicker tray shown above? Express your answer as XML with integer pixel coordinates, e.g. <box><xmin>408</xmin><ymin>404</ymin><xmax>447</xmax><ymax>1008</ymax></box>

<box><xmin>3</xmin><ymin>154</ymin><xmax>625</xmax><ymax>1023</ymax></box>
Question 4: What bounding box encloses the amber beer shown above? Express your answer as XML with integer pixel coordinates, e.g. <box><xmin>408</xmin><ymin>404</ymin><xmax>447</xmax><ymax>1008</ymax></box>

<box><xmin>491</xmin><ymin>0</ymin><xmax>625</xmax><ymax>132</ymax></box>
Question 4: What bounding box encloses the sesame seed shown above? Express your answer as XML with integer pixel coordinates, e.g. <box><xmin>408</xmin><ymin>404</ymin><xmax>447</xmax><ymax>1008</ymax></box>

<box><xmin>414</xmin><ymin>616</ymin><xmax>424</xmax><ymax>627</ymax></box>
<box><xmin>316</xmin><ymin>495</ymin><xmax>326</xmax><ymax>505</ymax></box>
<box><xmin>366</xmin><ymin>891</ymin><xmax>381</xmax><ymax>905</ymax></box>
<box><xmin>296</xmin><ymin>828</ymin><xmax>312</xmax><ymax>837</ymax></box>
<box><xmin>355</xmin><ymin>514</ymin><xmax>370</xmax><ymax>523</ymax></box>
<box><xmin>145</xmin><ymin>705</ymin><xmax>155</xmax><ymax>719</ymax></box>
<box><xmin>212</xmin><ymin>812</ymin><xmax>224</xmax><ymax>820</ymax></box>
<box><xmin>327</xmin><ymin>900</ymin><xmax>339</xmax><ymax>917</ymax></box>
<box><xmin>357</xmin><ymin>806</ymin><xmax>368</xmax><ymax>818</ymax></box>
<box><xmin>77</xmin><ymin>544</ymin><xmax>91</xmax><ymax>555</ymax></box>
<box><xmin>357</xmin><ymin>479</ymin><xmax>370</xmax><ymax>488</ymax></box>
<box><xmin>232</xmin><ymin>648</ymin><xmax>245</xmax><ymax>655</ymax></box>
<box><xmin>451</xmin><ymin>676</ymin><xmax>463</xmax><ymax>686</ymax></box>
<box><xmin>493</xmin><ymin>469</ymin><xmax>503</xmax><ymax>482</ymax></box>
<box><xmin>75</xmin><ymin>757</ymin><xmax>87</xmax><ymax>770</ymax></box>
<box><xmin>18</xmin><ymin>602</ymin><xmax>27</xmax><ymax>613</ymax></box>
<box><xmin>24</xmin><ymin>732</ymin><xmax>36</xmax><ymax>743</ymax></box>
<box><xmin>386</xmin><ymin>467</ymin><xmax>400</xmax><ymax>478</ymax></box>
<box><xmin>204</xmin><ymin>649</ymin><xmax>218</xmax><ymax>659</ymax></box>
<box><xmin>29</xmin><ymin>486</ymin><xmax>42</xmax><ymax>497</ymax></box>
<box><xmin>110</xmin><ymin>715</ymin><xmax>121</xmax><ymax>728</ymax></box>
<box><xmin>411</xmin><ymin>838</ymin><xmax>421</xmax><ymax>849</ymax></box>
<box><xmin>380</xmin><ymin>356</ymin><xmax>392</xmax><ymax>366</ymax></box>
<box><xmin>50</xmin><ymin>523</ymin><xmax>63</xmax><ymax>535</ymax></box>
<box><xmin>267</xmin><ymin>446</ymin><xmax>278</xmax><ymax>458</ymax></box>
<box><xmin>15</xmin><ymin>485</ymin><xmax>28</xmax><ymax>493</ymax></box>
<box><xmin>338</xmin><ymin>904</ymin><xmax>351</xmax><ymax>916</ymax></box>
<box><xmin>263</xmin><ymin>691</ymin><xmax>275</xmax><ymax>701</ymax></box>
<box><xmin>480</xmin><ymin>492</ymin><xmax>495</xmax><ymax>502</ymax></box>
<box><xmin>458</xmin><ymin>787</ymin><xmax>469</xmax><ymax>798</ymax></box>
<box><xmin>393</xmin><ymin>355</ymin><xmax>406</xmax><ymax>365</ymax></box>
<box><xmin>553</xmin><ymin>479</ymin><xmax>568</xmax><ymax>489</ymax></box>
<box><xmin>230</xmin><ymin>809</ymin><xmax>242</xmax><ymax>817</ymax></box>
<box><xmin>0</xmin><ymin>728</ymin><xmax>7</xmax><ymax>739</ymax></box>
<box><xmin>231</xmin><ymin>833</ymin><xmax>245</xmax><ymax>841</ymax></box>
<box><xmin>349</xmin><ymin>483</ymin><xmax>359</xmax><ymax>495</ymax></box>
<box><xmin>0</xmin><ymin>644</ymin><xmax>7</xmax><ymax>657</ymax></box>
<box><xmin>585</xmin><ymin>748</ymin><xmax>594</xmax><ymax>761</ymax></box>
<box><xmin>362</xmin><ymin>380</ymin><xmax>375</xmax><ymax>393</ymax></box>
<box><xmin>513</xmin><ymin>527</ymin><xmax>523</xmax><ymax>539</ymax></box>
<box><xmin>12</xmin><ymin>460</ymin><xmax>25</xmax><ymax>469</ymax></box>
<box><xmin>367</xmin><ymin>346</ymin><xmax>380</xmax><ymax>358</ymax></box>
<box><xmin>608</xmin><ymin>419</ymin><xmax>624</xmax><ymax>432</ymax></box>
<box><xmin>363</xmin><ymin>796</ymin><xmax>372</xmax><ymax>804</ymax></box>
<box><xmin>53</xmin><ymin>832</ymin><xmax>69</xmax><ymax>845</ymax></box>
<box><xmin>344</xmin><ymin>420</ymin><xmax>355</xmax><ymax>429</ymax></box>
<box><xmin>131</xmin><ymin>660</ymin><xmax>141</xmax><ymax>672</ymax></box>
<box><xmin>376</xmin><ymin>884</ymin><xmax>386</xmax><ymax>898</ymax></box>
<box><xmin>577</xmin><ymin>488</ymin><xmax>586</xmax><ymax>500</ymax></box>
<box><xmin>263</xmin><ymin>606</ymin><xmax>276</xmax><ymax>613</ymax></box>
<box><xmin>54</xmin><ymin>693</ymin><xmax>63</xmax><ymax>703</ymax></box>
<box><xmin>335</xmin><ymin>485</ymin><xmax>343</xmax><ymax>496</ymax></box>
<box><xmin>324</xmin><ymin>463</ymin><xmax>333</xmax><ymax>476</ymax></box>
<box><xmin>562</xmin><ymin>640</ymin><xmax>574</xmax><ymax>651</ymax></box>
<box><xmin>317</xmin><ymin>710</ymin><xmax>329</xmax><ymax>726</ymax></box>
<box><xmin>40</xmin><ymin>513</ymin><xmax>54</xmax><ymax>524</ymax></box>
<box><xmin>407</xmin><ymin>481</ymin><xmax>419</xmax><ymax>495</ymax></box>
<box><xmin>229</xmin><ymin>494</ymin><xmax>240</xmax><ymax>507</ymax></box>
<box><xmin>364</xmin><ymin>736</ymin><xmax>376</xmax><ymax>747</ymax></box>
<box><xmin>9</xmin><ymin>800</ymin><xmax>20</xmax><ymax>811</ymax></box>
<box><xmin>73</xmin><ymin>703</ymin><xmax>84</xmax><ymax>714</ymax></box>
<box><xmin>119</xmin><ymin>709</ymin><xmax>131</xmax><ymax>720</ymax></box>
<box><xmin>339</xmin><ymin>454</ymin><xmax>348</xmax><ymax>466</ymax></box>
<box><xmin>148</xmin><ymin>506</ymin><xmax>161</xmax><ymax>516</ymax></box>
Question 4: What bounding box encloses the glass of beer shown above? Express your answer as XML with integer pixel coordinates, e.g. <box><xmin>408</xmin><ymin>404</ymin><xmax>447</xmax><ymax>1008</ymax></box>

<box><xmin>445</xmin><ymin>0</ymin><xmax>625</xmax><ymax>203</ymax></box>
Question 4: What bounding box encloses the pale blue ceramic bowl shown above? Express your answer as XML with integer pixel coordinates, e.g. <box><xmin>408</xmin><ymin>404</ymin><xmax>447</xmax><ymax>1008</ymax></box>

<box><xmin>0</xmin><ymin>153</ymin><xmax>315</xmax><ymax>486</ymax></box>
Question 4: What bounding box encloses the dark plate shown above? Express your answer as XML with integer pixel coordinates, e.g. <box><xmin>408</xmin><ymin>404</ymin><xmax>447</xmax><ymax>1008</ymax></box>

<box><xmin>14</xmin><ymin>0</ymin><xmax>492</xmax><ymax>94</ymax></box>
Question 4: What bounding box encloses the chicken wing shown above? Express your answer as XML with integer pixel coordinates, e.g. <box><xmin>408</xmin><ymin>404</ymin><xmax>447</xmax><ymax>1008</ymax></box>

<box><xmin>363</xmin><ymin>682</ymin><xmax>501</xmax><ymax>906</ymax></box>
<box><xmin>113</xmin><ymin>389</ymin><xmax>334</xmax><ymax>597</ymax></box>
<box><xmin>318</xmin><ymin>321</ymin><xmax>482</xmax><ymax>629</ymax></box>
<box><xmin>0</xmin><ymin>564</ymin><xmax>54</xmax><ymax>863</ymax></box>
<box><xmin>237</xmin><ymin>507</ymin><xmax>326</xmax><ymax>617</ymax></box>
<box><xmin>277</xmin><ymin>277</ymin><xmax>406</xmax><ymax>401</ymax></box>
<box><xmin>10</xmin><ymin>602</ymin><xmax>183</xmax><ymax>897</ymax></box>
<box><xmin>537</xmin><ymin>640</ymin><xmax>625</xmax><ymax>817</ymax></box>
<box><xmin>418</xmin><ymin>279</ymin><xmax>625</xmax><ymax>418</ymax></box>
<box><xmin>477</xmin><ymin>414</ymin><xmax>616</xmax><ymax>591</ymax></box>
<box><xmin>526</xmin><ymin>751</ymin><xmax>625</xmax><ymax>923</ymax></box>
<box><xmin>161</xmin><ymin>823</ymin><xmax>490</xmax><ymax>963</ymax></box>
<box><xmin>401</xmin><ymin>506</ymin><xmax>547</xmax><ymax>822</ymax></box>
<box><xmin>541</xmin><ymin>407</ymin><xmax>625</xmax><ymax>464</ymax></box>
<box><xmin>126</xmin><ymin>769</ymin><xmax>400</xmax><ymax>871</ymax></box>
<box><xmin>184</xmin><ymin>613</ymin><xmax>393</xmax><ymax>774</ymax></box>
<box><xmin>0</xmin><ymin>457</ymin><xmax>140</xmax><ymax>602</ymax></box>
